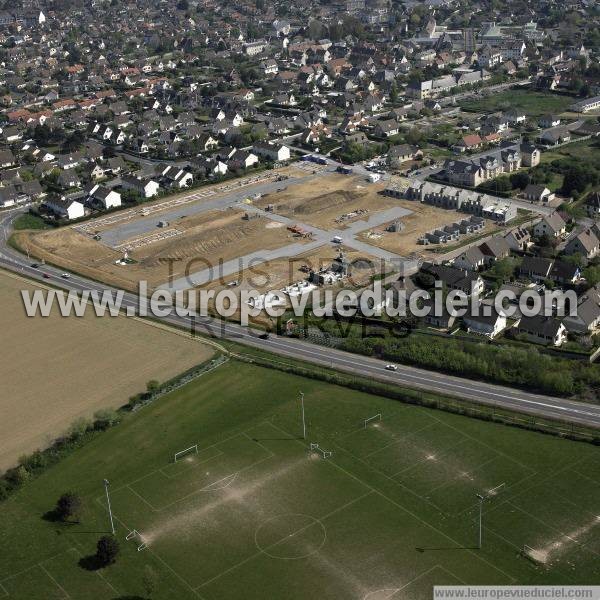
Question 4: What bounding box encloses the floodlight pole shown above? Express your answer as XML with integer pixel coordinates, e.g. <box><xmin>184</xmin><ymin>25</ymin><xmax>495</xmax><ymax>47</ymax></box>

<box><xmin>300</xmin><ymin>391</ymin><xmax>306</xmax><ymax>440</ymax></box>
<box><xmin>104</xmin><ymin>479</ymin><xmax>115</xmax><ymax>535</ymax></box>
<box><xmin>476</xmin><ymin>493</ymin><xmax>484</xmax><ymax>549</ymax></box>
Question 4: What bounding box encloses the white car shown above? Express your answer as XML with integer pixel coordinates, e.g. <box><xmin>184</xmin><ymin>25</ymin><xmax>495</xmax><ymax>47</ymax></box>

<box><xmin>61</xmin><ymin>273</ymin><xmax>70</xmax><ymax>279</ymax></box>
<box><xmin>385</xmin><ymin>364</ymin><xmax>398</xmax><ymax>371</ymax></box>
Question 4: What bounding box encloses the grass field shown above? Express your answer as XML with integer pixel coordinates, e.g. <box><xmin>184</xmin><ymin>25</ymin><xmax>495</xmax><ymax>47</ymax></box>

<box><xmin>1</xmin><ymin>360</ymin><xmax>599</xmax><ymax>599</ymax></box>
<box><xmin>0</xmin><ymin>270</ymin><xmax>214</xmax><ymax>471</ymax></box>
<box><xmin>460</xmin><ymin>89</ymin><xmax>575</xmax><ymax>117</ymax></box>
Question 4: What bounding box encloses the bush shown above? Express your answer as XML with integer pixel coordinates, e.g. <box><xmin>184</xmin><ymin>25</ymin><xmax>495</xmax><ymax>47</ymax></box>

<box><xmin>93</xmin><ymin>409</ymin><xmax>120</xmax><ymax>431</ymax></box>
<box><xmin>55</xmin><ymin>492</ymin><xmax>83</xmax><ymax>522</ymax></box>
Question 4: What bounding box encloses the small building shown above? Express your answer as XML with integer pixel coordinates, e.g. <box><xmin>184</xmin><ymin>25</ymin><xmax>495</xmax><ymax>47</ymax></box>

<box><xmin>523</xmin><ymin>184</ymin><xmax>555</xmax><ymax>203</ymax></box>
<box><xmin>88</xmin><ymin>184</ymin><xmax>122</xmax><ymax>209</ymax></box>
<box><xmin>514</xmin><ymin>315</ymin><xmax>567</xmax><ymax>346</ymax></box>
<box><xmin>43</xmin><ymin>197</ymin><xmax>85</xmax><ymax>220</ymax></box>
<box><xmin>464</xmin><ymin>310</ymin><xmax>507</xmax><ymax>338</ymax></box>
<box><xmin>533</xmin><ymin>213</ymin><xmax>566</xmax><ymax>239</ymax></box>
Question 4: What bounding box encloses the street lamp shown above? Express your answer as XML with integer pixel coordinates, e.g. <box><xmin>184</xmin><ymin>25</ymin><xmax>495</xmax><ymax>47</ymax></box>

<box><xmin>476</xmin><ymin>493</ymin><xmax>484</xmax><ymax>549</ymax></box>
<box><xmin>104</xmin><ymin>479</ymin><xmax>115</xmax><ymax>535</ymax></box>
<box><xmin>299</xmin><ymin>392</ymin><xmax>306</xmax><ymax>440</ymax></box>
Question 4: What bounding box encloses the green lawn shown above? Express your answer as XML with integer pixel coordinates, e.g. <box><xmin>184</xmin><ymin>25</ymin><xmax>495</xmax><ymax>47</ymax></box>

<box><xmin>460</xmin><ymin>89</ymin><xmax>575</xmax><ymax>117</ymax></box>
<box><xmin>1</xmin><ymin>361</ymin><xmax>599</xmax><ymax>599</ymax></box>
<box><xmin>12</xmin><ymin>214</ymin><xmax>50</xmax><ymax>231</ymax></box>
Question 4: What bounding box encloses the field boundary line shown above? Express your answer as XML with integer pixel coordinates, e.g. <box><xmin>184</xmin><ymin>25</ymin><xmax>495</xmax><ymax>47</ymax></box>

<box><xmin>98</xmin><ymin>422</ymin><xmax>273</xmax><ymax>496</ymax></box>
<box><xmin>421</xmin><ymin>456</ymin><xmax>498</xmax><ymax>496</ymax></box>
<box><xmin>65</xmin><ymin>548</ymin><xmax>119</xmax><ymax>595</ymax></box>
<box><xmin>109</xmin><ymin>513</ymin><xmax>206</xmax><ymax>600</ymax></box>
<box><xmin>389</xmin><ymin>437</ymin><xmax>470</xmax><ymax>478</ymax></box>
<box><xmin>359</xmin><ymin>422</ymin><xmax>438</xmax><ymax>458</ymax></box>
<box><xmin>455</xmin><ymin>468</ymin><xmax>539</xmax><ymax>517</ymax></box>
<box><xmin>0</xmin><ymin>549</ymin><xmax>75</xmax><ymax>589</ymax></box>
<box><xmin>269</xmin><ymin>421</ymin><xmax>517</xmax><ymax>584</ymax></box>
<box><xmin>196</xmin><ymin>490</ymin><xmax>373</xmax><ymax>591</ymax></box>
<box><xmin>573</xmin><ymin>469</ymin><xmax>600</xmax><ymax>487</ymax></box>
<box><xmin>39</xmin><ymin>565</ymin><xmax>70</xmax><ymax>599</ymax></box>
<box><xmin>160</xmin><ymin>448</ymin><xmax>225</xmax><ymax>480</ymax></box>
<box><xmin>507</xmin><ymin>501</ymin><xmax>600</xmax><ymax>558</ymax></box>
<box><xmin>330</xmin><ymin>439</ymin><xmax>448</xmax><ymax>513</ymax></box>
<box><xmin>0</xmin><ymin>581</ymin><xmax>7</xmax><ymax>598</ymax></box>
<box><xmin>426</xmin><ymin>411</ymin><xmax>536</xmax><ymax>472</ymax></box>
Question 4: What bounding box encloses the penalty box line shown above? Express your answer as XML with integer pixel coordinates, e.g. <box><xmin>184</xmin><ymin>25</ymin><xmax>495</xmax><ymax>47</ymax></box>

<box><xmin>93</xmin><ymin>421</ymin><xmax>276</xmax><ymax>503</ymax></box>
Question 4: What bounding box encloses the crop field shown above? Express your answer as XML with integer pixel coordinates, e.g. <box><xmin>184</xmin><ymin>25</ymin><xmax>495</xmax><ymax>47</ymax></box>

<box><xmin>1</xmin><ymin>361</ymin><xmax>598</xmax><ymax>599</ymax></box>
<box><xmin>460</xmin><ymin>89</ymin><xmax>575</xmax><ymax>118</ymax></box>
<box><xmin>0</xmin><ymin>270</ymin><xmax>214</xmax><ymax>471</ymax></box>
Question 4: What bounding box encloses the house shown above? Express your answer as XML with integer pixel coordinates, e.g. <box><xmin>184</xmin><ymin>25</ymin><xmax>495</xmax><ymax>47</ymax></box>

<box><xmin>455</xmin><ymin>134</ymin><xmax>483</xmax><ymax>152</ymax></box>
<box><xmin>563</xmin><ymin>291</ymin><xmax>600</xmax><ymax>334</ymax></box>
<box><xmin>0</xmin><ymin>149</ymin><xmax>15</xmax><ymax>168</ymax></box>
<box><xmin>519</xmin><ymin>256</ymin><xmax>554</xmax><ymax>281</ymax></box>
<box><xmin>479</xmin><ymin>236</ymin><xmax>511</xmax><ymax>266</ymax></box>
<box><xmin>373</xmin><ymin>119</ymin><xmax>399</xmax><ymax>138</ymax></box>
<box><xmin>443</xmin><ymin>159</ymin><xmax>484</xmax><ymax>187</ymax></box>
<box><xmin>504</xmin><ymin>109</ymin><xmax>526</xmax><ymax>125</ymax></box>
<box><xmin>523</xmin><ymin>184</ymin><xmax>555</xmax><ymax>203</ymax></box>
<box><xmin>463</xmin><ymin>309</ymin><xmax>507</xmax><ymax>338</ymax></box>
<box><xmin>157</xmin><ymin>165</ymin><xmax>193</xmax><ymax>189</ymax></box>
<box><xmin>43</xmin><ymin>197</ymin><xmax>85</xmax><ymax>221</ymax></box>
<box><xmin>549</xmin><ymin>260</ymin><xmax>581</xmax><ymax>285</ymax></box>
<box><xmin>520</xmin><ymin>143</ymin><xmax>541</xmax><ymax>167</ymax></box>
<box><xmin>421</xmin><ymin>299</ymin><xmax>458</xmax><ymax>330</ymax></box>
<box><xmin>584</xmin><ymin>192</ymin><xmax>600</xmax><ymax>218</ymax></box>
<box><xmin>539</xmin><ymin>115</ymin><xmax>561</xmax><ymax>128</ymax></box>
<box><xmin>569</xmin><ymin>96</ymin><xmax>600</xmax><ymax>114</ymax></box>
<box><xmin>515</xmin><ymin>315</ymin><xmax>567</xmax><ymax>346</ymax></box>
<box><xmin>533</xmin><ymin>213</ymin><xmax>566</xmax><ymax>239</ymax></box>
<box><xmin>539</xmin><ymin>127</ymin><xmax>571</xmax><ymax>146</ymax></box>
<box><xmin>420</xmin><ymin>263</ymin><xmax>485</xmax><ymax>296</ymax></box>
<box><xmin>504</xmin><ymin>227</ymin><xmax>531</xmax><ymax>251</ymax></box>
<box><xmin>387</xmin><ymin>145</ymin><xmax>422</xmax><ymax>168</ymax></box>
<box><xmin>452</xmin><ymin>246</ymin><xmax>486</xmax><ymax>271</ymax></box>
<box><xmin>121</xmin><ymin>175</ymin><xmax>159</xmax><ymax>198</ymax></box>
<box><xmin>88</xmin><ymin>184</ymin><xmax>122</xmax><ymax>209</ymax></box>
<box><xmin>252</xmin><ymin>142</ymin><xmax>291</xmax><ymax>162</ymax></box>
<box><xmin>564</xmin><ymin>229</ymin><xmax>600</xmax><ymax>260</ymax></box>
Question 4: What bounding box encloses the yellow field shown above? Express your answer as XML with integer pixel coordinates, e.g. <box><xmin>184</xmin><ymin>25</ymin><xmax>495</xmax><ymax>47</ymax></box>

<box><xmin>0</xmin><ymin>271</ymin><xmax>214</xmax><ymax>471</ymax></box>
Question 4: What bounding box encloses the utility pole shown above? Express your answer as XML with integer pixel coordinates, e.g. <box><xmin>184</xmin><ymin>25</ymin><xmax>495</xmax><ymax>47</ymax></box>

<box><xmin>476</xmin><ymin>493</ymin><xmax>484</xmax><ymax>549</ymax></box>
<box><xmin>300</xmin><ymin>391</ymin><xmax>306</xmax><ymax>440</ymax></box>
<box><xmin>104</xmin><ymin>479</ymin><xmax>115</xmax><ymax>535</ymax></box>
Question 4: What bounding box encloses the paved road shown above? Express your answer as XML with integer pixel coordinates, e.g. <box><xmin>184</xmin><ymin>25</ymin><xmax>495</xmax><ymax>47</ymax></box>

<box><xmin>2</xmin><ymin>208</ymin><xmax>600</xmax><ymax>429</ymax></box>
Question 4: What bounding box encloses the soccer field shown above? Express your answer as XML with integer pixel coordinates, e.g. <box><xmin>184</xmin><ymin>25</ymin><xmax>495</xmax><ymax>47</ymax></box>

<box><xmin>1</xmin><ymin>361</ymin><xmax>599</xmax><ymax>599</ymax></box>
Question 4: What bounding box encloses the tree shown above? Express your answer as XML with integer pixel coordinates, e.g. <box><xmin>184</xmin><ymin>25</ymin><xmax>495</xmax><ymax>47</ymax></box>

<box><xmin>96</xmin><ymin>535</ymin><xmax>119</xmax><ymax>566</ymax></box>
<box><xmin>389</xmin><ymin>81</ymin><xmax>399</xmax><ymax>105</ymax></box>
<box><xmin>142</xmin><ymin>565</ymin><xmax>159</xmax><ymax>598</ymax></box>
<box><xmin>509</xmin><ymin>171</ymin><xmax>530</xmax><ymax>190</ymax></box>
<box><xmin>55</xmin><ymin>492</ymin><xmax>83</xmax><ymax>522</ymax></box>
<box><xmin>146</xmin><ymin>380</ymin><xmax>160</xmax><ymax>395</ymax></box>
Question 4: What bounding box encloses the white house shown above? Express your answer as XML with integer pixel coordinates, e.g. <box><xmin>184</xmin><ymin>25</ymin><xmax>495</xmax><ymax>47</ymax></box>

<box><xmin>88</xmin><ymin>184</ymin><xmax>122</xmax><ymax>209</ymax></box>
<box><xmin>44</xmin><ymin>197</ymin><xmax>85</xmax><ymax>220</ymax></box>
<box><xmin>121</xmin><ymin>175</ymin><xmax>160</xmax><ymax>198</ymax></box>
<box><xmin>252</xmin><ymin>142</ymin><xmax>291</xmax><ymax>162</ymax></box>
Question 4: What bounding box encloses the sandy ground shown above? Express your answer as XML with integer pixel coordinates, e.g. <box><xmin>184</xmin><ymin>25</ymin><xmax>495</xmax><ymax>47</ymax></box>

<box><xmin>356</xmin><ymin>199</ymin><xmax>495</xmax><ymax>258</ymax></box>
<box><xmin>0</xmin><ymin>271</ymin><xmax>215</xmax><ymax>471</ymax></box>
<box><xmin>17</xmin><ymin>208</ymin><xmax>307</xmax><ymax>292</ymax></box>
<box><xmin>255</xmin><ymin>174</ymin><xmax>398</xmax><ymax>230</ymax></box>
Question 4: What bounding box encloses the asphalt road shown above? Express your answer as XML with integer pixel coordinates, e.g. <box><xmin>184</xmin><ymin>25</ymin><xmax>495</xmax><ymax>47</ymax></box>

<box><xmin>2</xmin><ymin>208</ymin><xmax>600</xmax><ymax>429</ymax></box>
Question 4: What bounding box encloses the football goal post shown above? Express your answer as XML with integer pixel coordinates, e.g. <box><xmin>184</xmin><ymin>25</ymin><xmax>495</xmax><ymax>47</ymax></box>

<box><xmin>310</xmin><ymin>443</ymin><xmax>332</xmax><ymax>459</ymax></box>
<box><xmin>126</xmin><ymin>529</ymin><xmax>148</xmax><ymax>552</ymax></box>
<box><xmin>364</xmin><ymin>413</ymin><xmax>382</xmax><ymax>428</ymax></box>
<box><xmin>173</xmin><ymin>444</ymin><xmax>198</xmax><ymax>463</ymax></box>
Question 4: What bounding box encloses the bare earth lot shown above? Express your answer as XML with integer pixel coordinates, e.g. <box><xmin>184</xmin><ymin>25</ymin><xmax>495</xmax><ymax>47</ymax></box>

<box><xmin>357</xmin><ymin>199</ymin><xmax>495</xmax><ymax>258</ymax></box>
<box><xmin>0</xmin><ymin>271</ymin><xmax>214</xmax><ymax>471</ymax></box>
<box><xmin>17</xmin><ymin>209</ymin><xmax>306</xmax><ymax>292</ymax></box>
<box><xmin>256</xmin><ymin>174</ymin><xmax>398</xmax><ymax>230</ymax></box>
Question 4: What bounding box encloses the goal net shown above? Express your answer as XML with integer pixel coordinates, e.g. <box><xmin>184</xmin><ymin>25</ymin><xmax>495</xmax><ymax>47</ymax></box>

<box><xmin>364</xmin><ymin>414</ymin><xmax>382</xmax><ymax>428</ymax></box>
<box><xmin>310</xmin><ymin>443</ymin><xmax>332</xmax><ymax>459</ymax></box>
<box><xmin>126</xmin><ymin>529</ymin><xmax>148</xmax><ymax>552</ymax></box>
<box><xmin>173</xmin><ymin>444</ymin><xmax>198</xmax><ymax>463</ymax></box>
